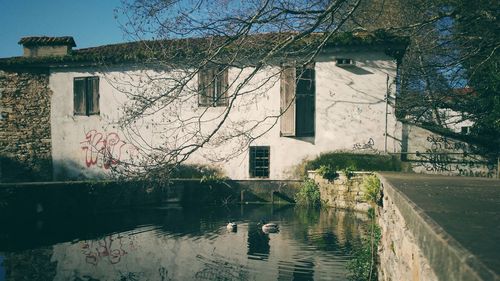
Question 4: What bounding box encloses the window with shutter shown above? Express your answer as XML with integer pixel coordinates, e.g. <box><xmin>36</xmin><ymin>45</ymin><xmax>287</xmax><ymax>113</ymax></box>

<box><xmin>296</xmin><ymin>65</ymin><xmax>315</xmax><ymax>137</ymax></box>
<box><xmin>280</xmin><ymin>66</ymin><xmax>296</xmax><ymax>136</ymax></box>
<box><xmin>73</xmin><ymin>76</ymin><xmax>100</xmax><ymax>116</ymax></box>
<box><xmin>198</xmin><ymin>67</ymin><xmax>228</xmax><ymax>107</ymax></box>
<box><xmin>280</xmin><ymin>63</ymin><xmax>315</xmax><ymax>137</ymax></box>
<box><xmin>74</xmin><ymin>78</ymin><xmax>86</xmax><ymax>115</ymax></box>
<box><xmin>88</xmin><ymin>77</ymin><xmax>100</xmax><ymax>115</ymax></box>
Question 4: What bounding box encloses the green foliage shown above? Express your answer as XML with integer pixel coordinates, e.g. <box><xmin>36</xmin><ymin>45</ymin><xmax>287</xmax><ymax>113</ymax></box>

<box><xmin>316</xmin><ymin>165</ymin><xmax>339</xmax><ymax>181</ymax></box>
<box><xmin>303</xmin><ymin>153</ymin><xmax>402</xmax><ymax>175</ymax></box>
<box><xmin>343</xmin><ymin>164</ymin><xmax>357</xmax><ymax>180</ymax></box>
<box><xmin>362</xmin><ymin>175</ymin><xmax>381</xmax><ymax>204</ymax></box>
<box><xmin>347</xmin><ymin>224</ymin><xmax>381</xmax><ymax>281</ymax></box>
<box><xmin>294</xmin><ymin>179</ymin><xmax>321</xmax><ymax>207</ymax></box>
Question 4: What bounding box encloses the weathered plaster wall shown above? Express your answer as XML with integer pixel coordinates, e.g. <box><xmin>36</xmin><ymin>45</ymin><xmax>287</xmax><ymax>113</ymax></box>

<box><xmin>0</xmin><ymin>70</ymin><xmax>52</xmax><ymax>182</ymax></box>
<box><xmin>49</xmin><ymin>50</ymin><xmax>400</xmax><ymax>180</ymax></box>
<box><xmin>403</xmin><ymin>124</ymin><xmax>496</xmax><ymax>178</ymax></box>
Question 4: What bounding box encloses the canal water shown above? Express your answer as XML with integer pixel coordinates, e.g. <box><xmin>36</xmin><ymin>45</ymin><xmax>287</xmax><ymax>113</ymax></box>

<box><xmin>0</xmin><ymin>204</ymin><xmax>369</xmax><ymax>281</ymax></box>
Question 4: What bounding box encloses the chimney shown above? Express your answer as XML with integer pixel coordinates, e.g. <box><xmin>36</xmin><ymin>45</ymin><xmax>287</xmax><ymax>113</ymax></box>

<box><xmin>18</xmin><ymin>36</ymin><xmax>76</xmax><ymax>57</ymax></box>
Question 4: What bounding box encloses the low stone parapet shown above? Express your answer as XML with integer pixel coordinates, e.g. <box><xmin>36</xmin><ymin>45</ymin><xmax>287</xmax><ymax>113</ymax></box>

<box><xmin>308</xmin><ymin>170</ymin><xmax>372</xmax><ymax>212</ymax></box>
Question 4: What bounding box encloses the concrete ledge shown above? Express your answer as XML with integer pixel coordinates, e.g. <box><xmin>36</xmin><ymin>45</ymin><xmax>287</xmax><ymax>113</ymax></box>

<box><xmin>377</xmin><ymin>173</ymin><xmax>499</xmax><ymax>281</ymax></box>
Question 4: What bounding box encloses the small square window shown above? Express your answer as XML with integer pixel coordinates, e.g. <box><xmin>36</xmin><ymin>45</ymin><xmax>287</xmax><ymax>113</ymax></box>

<box><xmin>74</xmin><ymin>76</ymin><xmax>99</xmax><ymax>116</ymax></box>
<box><xmin>249</xmin><ymin>146</ymin><xmax>270</xmax><ymax>178</ymax></box>
<box><xmin>198</xmin><ymin>67</ymin><xmax>228</xmax><ymax>107</ymax></box>
<box><xmin>461</xmin><ymin>126</ymin><xmax>471</xmax><ymax>135</ymax></box>
<box><xmin>336</xmin><ymin>58</ymin><xmax>353</xmax><ymax>66</ymax></box>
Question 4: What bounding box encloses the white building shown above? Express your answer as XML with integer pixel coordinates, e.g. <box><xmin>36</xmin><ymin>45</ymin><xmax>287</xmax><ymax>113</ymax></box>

<box><xmin>0</xmin><ymin>33</ymin><xmax>408</xmax><ymax>180</ymax></box>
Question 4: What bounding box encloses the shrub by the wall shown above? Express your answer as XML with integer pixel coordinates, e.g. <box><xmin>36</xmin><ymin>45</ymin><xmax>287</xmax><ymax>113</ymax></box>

<box><xmin>304</xmin><ymin>152</ymin><xmax>402</xmax><ymax>174</ymax></box>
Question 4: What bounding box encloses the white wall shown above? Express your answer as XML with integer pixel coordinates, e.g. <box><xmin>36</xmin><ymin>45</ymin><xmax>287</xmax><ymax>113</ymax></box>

<box><xmin>49</xmin><ymin>50</ymin><xmax>400</xmax><ymax>180</ymax></box>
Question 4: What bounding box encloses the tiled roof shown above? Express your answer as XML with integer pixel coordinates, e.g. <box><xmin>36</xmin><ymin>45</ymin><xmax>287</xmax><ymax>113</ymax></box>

<box><xmin>1</xmin><ymin>30</ymin><xmax>408</xmax><ymax>68</ymax></box>
<box><xmin>18</xmin><ymin>36</ymin><xmax>76</xmax><ymax>47</ymax></box>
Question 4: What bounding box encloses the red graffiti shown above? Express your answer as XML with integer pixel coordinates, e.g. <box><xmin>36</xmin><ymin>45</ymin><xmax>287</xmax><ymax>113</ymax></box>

<box><xmin>81</xmin><ymin>234</ymin><xmax>131</xmax><ymax>265</ymax></box>
<box><xmin>80</xmin><ymin>130</ymin><xmax>138</xmax><ymax>169</ymax></box>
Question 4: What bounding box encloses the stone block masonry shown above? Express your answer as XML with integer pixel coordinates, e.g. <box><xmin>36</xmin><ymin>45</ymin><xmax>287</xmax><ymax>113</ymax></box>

<box><xmin>0</xmin><ymin>70</ymin><xmax>52</xmax><ymax>182</ymax></box>
<box><xmin>377</xmin><ymin>172</ymin><xmax>499</xmax><ymax>281</ymax></box>
<box><xmin>377</xmin><ymin>181</ymin><xmax>438</xmax><ymax>281</ymax></box>
<box><xmin>309</xmin><ymin>171</ymin><xmax>372</xmax><ymax>212</ymax></box>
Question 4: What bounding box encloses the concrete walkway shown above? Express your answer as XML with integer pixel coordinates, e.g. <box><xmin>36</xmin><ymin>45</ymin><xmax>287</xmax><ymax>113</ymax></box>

<box><xmin>378</xmin><ymin>172</ymin><xmax>499</xmax><ymax>281</ymax></box>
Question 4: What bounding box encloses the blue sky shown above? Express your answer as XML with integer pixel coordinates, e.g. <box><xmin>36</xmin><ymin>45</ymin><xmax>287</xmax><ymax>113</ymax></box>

<box><xmin>0</xmin><ymin>0</ymin><xmax>127</xmax><ymax>57</ymax></box>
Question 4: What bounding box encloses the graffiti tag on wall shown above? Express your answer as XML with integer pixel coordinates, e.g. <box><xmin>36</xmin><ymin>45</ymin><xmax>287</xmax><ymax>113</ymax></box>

<box><xmin>412</xmin><ymin>135</ymin><xmax>496</xmax><ymax>177</ymax></box>
<box><xmin>80</xmin><ymin>129</ymin><xmax>138</xmax><ymax>169</ymax></box>
<box><xmin>353</xmin><ymin>138</ymin><xmax>375</xmax><ymax>150</ymax></box>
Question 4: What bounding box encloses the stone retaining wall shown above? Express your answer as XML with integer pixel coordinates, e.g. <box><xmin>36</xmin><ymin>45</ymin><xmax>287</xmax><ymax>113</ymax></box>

<box><xmin>0</xmin><ymin>70</ymin><xmax>52</xmax><ymax>182</ymax></box>
<box><xmin>377</xmin><ymin>181</ymin><xmax>438</xmax><ymax>281</ymax></box>
<box><xmin>308</xmin><ymin>171</ymin><xmax>372</xmax><ymax>212</ymax></box>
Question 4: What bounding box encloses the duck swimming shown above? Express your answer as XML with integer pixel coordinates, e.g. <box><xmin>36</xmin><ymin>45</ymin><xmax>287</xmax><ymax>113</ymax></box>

<box><xmin>260</xmin><ymin>222</ymin><xmax>279</xmax><ymax>234</ymax></box>
<box><xmin>227</xmin><ymin>222</ymin><xmax>237</xmax><ymax>232</ymax></box>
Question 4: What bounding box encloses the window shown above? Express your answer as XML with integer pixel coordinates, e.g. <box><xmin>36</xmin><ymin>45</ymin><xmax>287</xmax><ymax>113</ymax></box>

<box><xmin>74</xmin><ymin>76</ymin><xmax>99</xmax><ymax>116</ymax></box>
<box><xmin>461</xmin><ymin>126</ymin><xmax>471</xmax><ymax>135</ymax></box>
<box><xmin>336</xmin><ymin>58</ymin><xmax>354</xmax><ymax>66</ymax></box>
<box><xmin>280</xmin><ymin>63</ymin><xmax>315</xmax><ymax>137</ymax></box>
<box><xmin>198</xmin><ymin>66</ymin><xmax>228</xmax><ymax>107</ymax></box>
<box><xmin>249</xmin><ymin>146</ymin><xmax>270</xmax><ymax>178</ymax></box>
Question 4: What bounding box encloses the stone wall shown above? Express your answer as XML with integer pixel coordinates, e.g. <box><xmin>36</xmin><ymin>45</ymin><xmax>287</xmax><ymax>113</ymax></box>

<box><xmin>0</xmin><ymin>70</ymin><xmax>52</xmax><ymax>182</ymax></box>
<box><xmin>308</xmin><ymin>171</ymin><xmax>372</xmax><ymax>212</ymax></box>
<box><xmin>377</xmin><ymin>183</ymin><xmax>438</xmax><ymax>281</ymax></box>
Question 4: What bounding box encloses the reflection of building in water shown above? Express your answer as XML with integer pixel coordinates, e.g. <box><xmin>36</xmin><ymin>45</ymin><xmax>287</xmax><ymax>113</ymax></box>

<box><xmin>3</xmin><ymin>247</ymin><xmax>56</xmax><ymax>281</ymax></box>
<box><xmin>1</xmin><ymin>206</ymin><xmax>371</xmax><ymax>281</ymax></box>
<box><xmin>277</xmin><ymin>259</ymin><xmax>315</xmax><ymax>281</ymax></box>
<box><xmin>0</xmin><ymin>255</ymin><xmax>5</xmax><ymax>280</ymax></box>
<box><xmin>195</xmin><ymin>253</ymin><xmax>249</xmax><ymax>281</ymax></box>
<box><xmin>247</xmin><ymin>223</ymin><xmax>270</xmax><ymax>260</ymax></box>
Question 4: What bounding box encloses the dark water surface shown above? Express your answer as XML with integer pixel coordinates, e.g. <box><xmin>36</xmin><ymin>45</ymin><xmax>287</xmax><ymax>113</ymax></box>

<box><xmin>0</xmin><ymin>204</ymin><xmax>369</xmax><ymax>281</ymax></box>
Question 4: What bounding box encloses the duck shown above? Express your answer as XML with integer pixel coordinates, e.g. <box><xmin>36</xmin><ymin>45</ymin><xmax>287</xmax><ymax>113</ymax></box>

<box><xmin>260</xmin><ymin>221</ymin><xmax>279</xmax><ymax>234</ymax></box>
<box><xmin>227</xmin><ymin>222</ymin><xmax>237</xmax><ymax>232</ymax></box>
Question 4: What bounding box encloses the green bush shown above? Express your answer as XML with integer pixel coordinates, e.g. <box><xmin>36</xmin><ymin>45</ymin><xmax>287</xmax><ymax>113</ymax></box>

<box><xmin>362</xmin><ymin>175</ymin><xmax>381</xmax><ymax>204</ymax></box>
<box><xmin>304</xmin><ymin>152</ymin><xmax>402</xmax><ymax>174</ymax></box>
<box><xmin>316</xmin><ymin>165</ymin><xmax>339</xmax><ymax>181</ymax></box>
<box><xmin>294</xmin><ymin>179</ymin><xmax>321</xmax><ymax>207</ymax></box>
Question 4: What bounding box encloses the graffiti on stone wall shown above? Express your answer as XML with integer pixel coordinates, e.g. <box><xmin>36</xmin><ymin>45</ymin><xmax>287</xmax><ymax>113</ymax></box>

<box><xmin>412</xmin><ymin>135</ymin><xmax>496</xmax><ymax>177</ymax></box>
<box><xmin>353</xmin><ymin>138</ymin><xmax>375</xmax><ymax>150</ymax></box>
<box><xmin>80</xmin><ymin>129</ymin><xmax>138</xmax><ymax>169</ymax></box>
<box><xmin>80</xmin><ymin>234</ymin><xmax>136</xmax><ymax>266</ymax></box>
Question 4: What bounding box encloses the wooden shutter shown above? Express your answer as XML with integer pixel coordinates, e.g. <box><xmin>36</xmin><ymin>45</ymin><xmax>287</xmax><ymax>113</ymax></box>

<box><xmin>215</xmin><ymin>67</ymin><xmax>229</xmax><ymax>106</ymax></box>
<box><xmin>280</xmin><ymin>66</ymin><xmax>296</xmax><ymax>136</ymax></box>
<box><xmin>198</xmin><ymin>69</ymin><xmax>211</xmax><ymax>106</ymax></box>
<box><xmin>296</xmin><ymin>65</ymin><xmax>315</xmax><ymax>136</ymax></box>
<box><xmin>87</xmin><ymin>77</ymin><xmax>100</xmax><ymax>115</ymax></box>
<box><xmin>73</xmin><ymin>78</ymin><xmax>86</xmax><ymax>115</ymax></box>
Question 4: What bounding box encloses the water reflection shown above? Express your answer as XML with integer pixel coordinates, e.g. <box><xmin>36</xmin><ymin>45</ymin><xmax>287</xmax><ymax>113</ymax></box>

<box><xmin>247</xmin><ymin>222</ymin><xmax>270</xmax><ymax>260</ymax></box>
<box><xmin>0</xmin><ymin>204</ymin><xmax>369</xmax><ymax>281</ymax></box>
<box><xmin>0</xmin><ymin>255</ymin><xmax>5</xmax><ymax>281</ymax></box>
